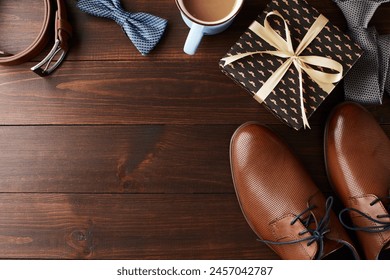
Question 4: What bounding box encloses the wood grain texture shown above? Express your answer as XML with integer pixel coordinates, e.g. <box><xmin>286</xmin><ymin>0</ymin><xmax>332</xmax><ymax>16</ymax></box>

<box><xmin>1</xmin><ymin>125</ymin><xmax>388</xmax><ymax>194</ymax></box>
<box><xmin>0</xmin><ymin>193</ymin><xmax>279</xmax><ymax>259</ymax></box>
<box><xmin>1</xmin><ymin>0</ymin><xmax>389</xmax><ymax>63</ymax></box>
<box><xmin>0</xmin><ymin>61</ymin><xmax>389</xmax><ymax>125</ymax></box>
<box><xmin>0</xmin><ymin>0</ymin><xmax>389</xmax><ymax>260</ymax></box>
<box><xmin>0</xmin><ymin>125</ymin><xmax>303</xmax><ymax>194</ymax></box>
<box><xmin>0</xmin><ymin>1</ymin><xmax>389</xmax><ymax>125</ymax></box>
<box><xmin>3</xmin><ymin>0</ymin><xmax>387</xmax><ymax>62</ymax></box>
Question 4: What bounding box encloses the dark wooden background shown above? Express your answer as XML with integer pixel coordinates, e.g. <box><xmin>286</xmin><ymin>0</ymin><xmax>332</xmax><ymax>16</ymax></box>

<box><xmin>0</xmin><ymin>0</ymin><xmax>389</xmax><ymax>259</ymax></box>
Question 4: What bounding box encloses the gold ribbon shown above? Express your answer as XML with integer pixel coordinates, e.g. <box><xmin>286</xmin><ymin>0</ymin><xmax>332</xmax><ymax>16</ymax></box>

<box><xmin>221</xmin><ymin>11</ymin><xmax>343</xmax><ymax>129</ymax></box>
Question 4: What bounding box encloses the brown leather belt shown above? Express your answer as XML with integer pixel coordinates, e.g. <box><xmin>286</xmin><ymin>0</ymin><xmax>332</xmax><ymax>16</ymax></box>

<box><xmin>0</xmin><ymin>0</ymin><xmax>72</xmax><ymax>76</ymax></box>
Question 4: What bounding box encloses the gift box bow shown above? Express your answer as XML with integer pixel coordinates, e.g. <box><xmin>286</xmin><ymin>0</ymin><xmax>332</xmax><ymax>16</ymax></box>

<box><xmin>221</xmin><ymin>11</ymin><xmax>343</xmax><ymax>129</ymax></box>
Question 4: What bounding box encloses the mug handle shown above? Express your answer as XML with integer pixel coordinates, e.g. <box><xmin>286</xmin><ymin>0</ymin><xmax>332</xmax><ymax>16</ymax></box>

<box><xmin>184</xmin><ymin>23</ymin><xmax>204</xmax><ymax>55</ymax></box>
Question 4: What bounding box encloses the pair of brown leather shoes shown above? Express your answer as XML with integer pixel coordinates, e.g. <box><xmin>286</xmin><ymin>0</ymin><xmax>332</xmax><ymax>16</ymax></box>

<box><xmin>230</xmin><ymin>102</ymin><xmax>390</xmax><ymax>260</ymax></box>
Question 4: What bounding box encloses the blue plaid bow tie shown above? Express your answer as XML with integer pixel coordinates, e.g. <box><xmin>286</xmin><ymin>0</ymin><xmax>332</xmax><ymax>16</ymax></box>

<box><xmin>77</xmin><ymin>0</ymin><xmax>168</xmax><ymax>55</ymax></box>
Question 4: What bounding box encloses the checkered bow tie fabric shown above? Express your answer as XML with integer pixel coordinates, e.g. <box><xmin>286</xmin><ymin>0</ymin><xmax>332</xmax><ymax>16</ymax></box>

<box><xmin>333</xmin><ymin>0</ymin><xmax>390</xmax><ymax>104</ymax></box>
<box><xmin>77</xmin><ymin>0</ymin><xmax>168</xmax><ymax>55</ymax></box>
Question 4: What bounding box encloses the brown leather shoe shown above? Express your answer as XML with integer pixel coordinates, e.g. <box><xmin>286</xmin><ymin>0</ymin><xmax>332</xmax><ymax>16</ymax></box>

<box><xmin>230</xmin><ymin>122</ymin><xmax>358</xmax><ymax>260</ymax></box>
<box><xmin>325</xmin><ymin>102</ymin><xmax>390</xmax><ymax>260</ymax></box>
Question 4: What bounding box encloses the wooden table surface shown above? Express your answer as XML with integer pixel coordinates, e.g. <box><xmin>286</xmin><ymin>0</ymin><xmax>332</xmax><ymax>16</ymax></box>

<box><xmin>0</xmin><ymin>0</ymin><xmax>389</xmax><ymax>259</ymax></box>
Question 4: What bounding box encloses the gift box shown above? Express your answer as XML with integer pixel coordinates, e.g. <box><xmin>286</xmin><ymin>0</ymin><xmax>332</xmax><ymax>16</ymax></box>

<box><xmin>219</xmin><ymin>0</ymin><xmax>363</xmax><ymax>130</ymax></box>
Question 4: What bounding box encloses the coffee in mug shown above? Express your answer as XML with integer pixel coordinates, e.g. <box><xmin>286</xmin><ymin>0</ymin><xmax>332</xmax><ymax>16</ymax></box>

<box><xmin>176</xmin><ymin>0</ymin><xmax>244</xmax><ymax>55</ymax></box>
<box><xmin>182</xmin><ymin>0</ymin><xmax>238</xmax><ymax>22</ymax></box>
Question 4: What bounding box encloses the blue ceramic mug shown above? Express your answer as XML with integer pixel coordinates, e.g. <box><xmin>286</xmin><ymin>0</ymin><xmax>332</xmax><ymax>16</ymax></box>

<box><xmin>175</xmin><ymin>0</ymin><xmax>244</xmax><ymax>55</ymax></box>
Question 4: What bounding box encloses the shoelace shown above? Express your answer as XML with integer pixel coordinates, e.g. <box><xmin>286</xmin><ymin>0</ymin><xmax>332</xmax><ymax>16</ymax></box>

<box><xmin>258</xmin><ymin>196</ymin><xmax>334</xmax><ymax>260</ymax></box>
<box><xmin>339</xmin><ymin>194</ymin><xmax>390</xmax><ymax>233</ymax></box>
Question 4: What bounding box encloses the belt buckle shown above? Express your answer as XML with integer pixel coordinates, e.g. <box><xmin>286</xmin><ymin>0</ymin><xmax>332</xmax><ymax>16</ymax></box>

<box><xmin>31</xmin><ymin>39</ymin><xmax>67</xmax><ymax>77</ymax></box>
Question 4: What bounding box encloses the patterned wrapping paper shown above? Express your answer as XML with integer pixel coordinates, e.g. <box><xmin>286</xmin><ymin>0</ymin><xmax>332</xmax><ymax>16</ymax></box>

<box><xmin>219</xmin><ymin>0</ymin><xmax>363</xmax><ymax>130</ymax></box>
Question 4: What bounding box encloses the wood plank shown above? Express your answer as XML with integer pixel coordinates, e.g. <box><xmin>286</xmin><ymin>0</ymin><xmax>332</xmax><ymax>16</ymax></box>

<box><xmin>66</xmin><ymin>0</ymin><xmax>389</xmax><ymax>62</ymax></box>
<box><xmin>0</xmin><ymin>193</ymin><xmax>279</xmax><ymax>259</ymax></box>
<box><xmin>0</xmin><ymin>125</ymin><xmax>388</xmax><ymax>194</ymax></box>
<box><xmin>1</xmin><ymin>61</ymin><xmax>390</xmax><ymax>125</ymax></box>
<box><xmin>2</xmin><ymin>0</ymin><xmax>388</xmax><ymax>62</ymax></box>
<box><xmin>1</xmin><ymin>1</ymin><xmax>389</xmax><ymax>125</ymax></box>
<box><xmin>0</xmin><ymin>124</ymin><xmax>234</xmax><ymax>193</ymax></box>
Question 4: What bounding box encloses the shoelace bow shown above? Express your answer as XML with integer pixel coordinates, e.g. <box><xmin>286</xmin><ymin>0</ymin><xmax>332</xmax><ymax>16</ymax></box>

<box><xmin>339</xmin><ymin>193</ymin><xmax>390</xmax><ymax>233</ymax></box>
<box><xmin>258</xmin><ymin>197</ymin><xmax>334</xmax><ymax>260</ymax></box>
